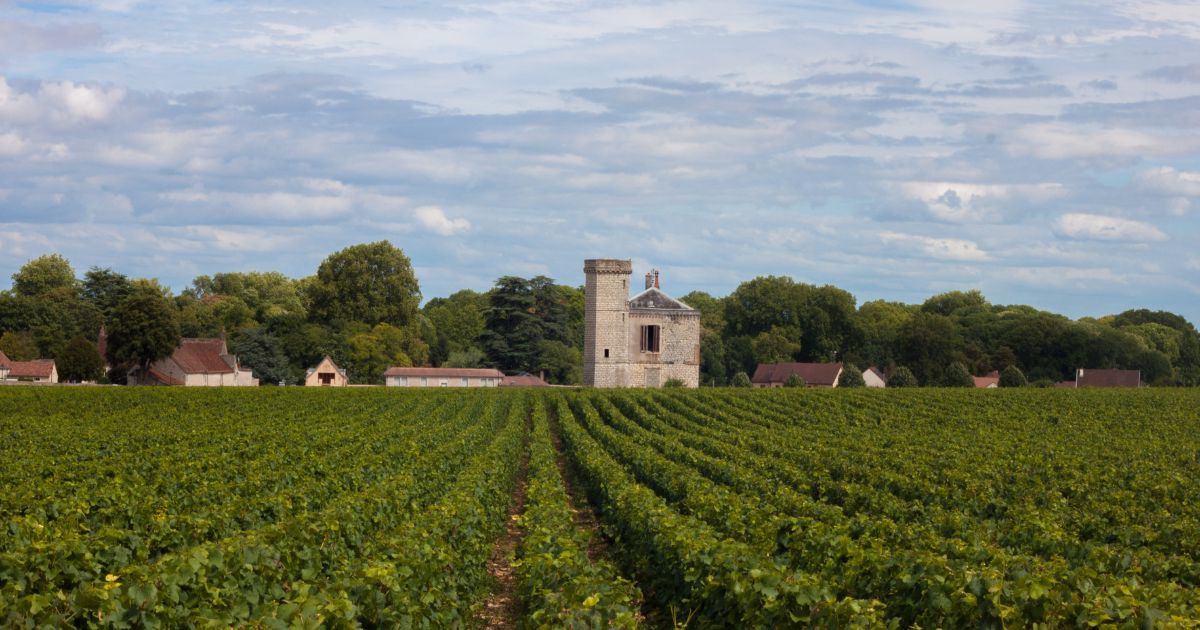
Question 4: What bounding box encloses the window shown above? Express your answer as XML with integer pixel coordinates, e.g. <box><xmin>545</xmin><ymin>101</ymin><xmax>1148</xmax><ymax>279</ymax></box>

<box><xmin>398</xmin><ymin>376</ymin><xmax>407</xmax><ymax>386</ymax></box>
<box><xmin>421</xmin><ymin>377</ymin><xmax>428</xmax><ymax>386</ymax></box>
<box><xmin>318</xmin><ymin>372</ymin><xmax>334</xmax><ymax>385</ymax></box>
<box><xmin>461</xmin><ymin>377</ymin><xmax>469</xmax><ymax>386</ymax></box>
<box><xmin>604</xmin><ymin>348</ymin><xmax>609</xmax><ymax>358</ymax></box>
<box><xmin>641</xmin><ymin>325</ymin><xmax>661</xmax><ymax>353</ymax></box>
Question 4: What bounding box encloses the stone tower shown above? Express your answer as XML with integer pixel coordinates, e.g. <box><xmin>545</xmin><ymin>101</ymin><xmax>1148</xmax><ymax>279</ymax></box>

<box><xmin>583</xmin><ymin>259</ymin><xmax>632</xmax><ymax>387</ymax></box>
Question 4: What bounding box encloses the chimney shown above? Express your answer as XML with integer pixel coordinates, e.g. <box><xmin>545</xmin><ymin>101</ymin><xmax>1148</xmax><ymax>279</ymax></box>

<box><xmin>644</xmin><ymin>271</ymin><xmax>654</xmax><ymax>290</ymax></box>
<box><xmin>654</xmin><ymin>269</ymin><xmax>660</xmax><ymax>289</ymax></box>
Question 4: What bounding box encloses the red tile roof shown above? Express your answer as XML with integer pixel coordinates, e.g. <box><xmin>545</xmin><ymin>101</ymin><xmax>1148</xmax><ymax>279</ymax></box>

<box><xmin>384</xmin><ymin>367</ymin><xmax>505</xmax><ymax>378</ymax></box>
<box><xmin>501</xmin><ymin>374</ymin><xmax>549</xmax><ymax>387</ymax></box>
<box><xmin>0</xmin><ymin>350</ymin><xmax>8</xmax><ymax>368</ymax></box>
<box><xmin>171</xmin><ymin>338</ymin><xmax>234</xmax><ymax>374</ymax></box>
<box><xmin>973</xmin><ymin>371</ymin><xmax>1000</xmax><ymax>388</ymax></box>
<box><xmin>1076</xmin><ymin>368</ymin><xmax>1141</xmax><ymax>388</ymax></box>
<box><xmin>752</xmin><ymin>362</ymin><xmax>843</xmax><ymax>387</ymax></box>
<box><xmin>5</xmin><ymin>359</ymin><xmax>56</xmax><ymax>379</ymax></box>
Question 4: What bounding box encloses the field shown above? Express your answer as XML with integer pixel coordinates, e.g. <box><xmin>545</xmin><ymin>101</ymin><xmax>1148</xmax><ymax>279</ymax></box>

<box><xmin>2</xmin><ymin>388</ymin><xmax>1199</xmax><ymax>628</ymax></box>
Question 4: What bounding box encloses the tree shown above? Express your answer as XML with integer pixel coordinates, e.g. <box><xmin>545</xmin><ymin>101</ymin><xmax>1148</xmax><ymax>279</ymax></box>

<box><xmin>898</xmin><ymin>312</ymin><xmax>963</xmax><ymax>385</ymax></box>
<box><xmin>730</xmin><ymin>371</ymin><xmax>752</xmax><ymax>388</ymax></box>
<box><xmin>751</xmin><ymin>326</ymin><xmax>802</xmax><ymax>365</ymax></box>
<box><xmin>887</xmin><ymin>366</ymin><xmax>918</xmax><ymax>388</ymax></box>
<box><xmin>81</xmin><ymin>267</ymin><xmax>133</xmax><ymax>319</ymax></box>
<box><xmin>232</xmin><ymin>328</ymin><xmax>290</xmax><ymax>385</ymax></box>
<box><xmin>12</xmin><ymin>254</ymin><xmax>76</xmax><ymax>298</ymax></box>
<box><xmin>0</xmin><ymin>331</ymin><xmax>39</xmax><ymax>361</ymax></box>
<box><xmin>106</xmin><ymin>282</ymin><xmax>181</xmax><ymax>378</ymax></box>
<box><xmin>921</xmin><ymin>290</ymin><xmax>988</xmax><ymax>317</ymax></box>
<box><xmin>423</xmin><ymin>289</ymin><xmax>487</xmax><ymax>364</ymax></box>
<box><xmin>838</xmin><ymin>364</ymin><xmax>866</xmax><ymax>388</ymax></box>
<box><xmin>537</xmin><ymin>339</ymin><xmax>582</xmax><ymax>385</ymax></box>
<box><xmin>999</xmin><ymin>365</ymin><xmax>1027</xmax><ymax>387</ymax></box>
<box><xmin>699</xmin><ymin>334</ymin><xmax>727</xmax><ymax>386</ymax></box>
<box><xmin>723</xmin><ymin>276</ymin><xmax>859</xmax><ymax>362</ymax></box>
<box><xmin>442</xmin><ymin>347</ymin><xmax>488</xmax><ymax>368</ymax></box>
<box><xmin>942</xmin><ymin>362</ymin><xmax>974</xmax><ymax>387</ymax></box>
<box><xmin>784</xmin><ymin>374</ymin><xmax>806</xmax><ymax>388</ymax></box>
<box><xmin>307</xmin><ymin>241</ymin><xmax>421</xmax><ymax>327</ymax></box>
<box><xmin>340</xmin><ymin>323</ymin><xmax>420</xmax><ymax>385</ymax></box>
<box><xmin>56</xmin><ymin>336</ymin><xmax>105</xmax><ymax>383</ymax></box>
<box><xmin>480</xmin><ymin>276</ymin><xmax>574</xmax><ymax>373</ymax></box>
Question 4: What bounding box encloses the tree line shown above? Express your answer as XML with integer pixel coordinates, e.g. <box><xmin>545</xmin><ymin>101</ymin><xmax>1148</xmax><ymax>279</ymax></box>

<box><xmin>2</xmin><ymin>242</ymin><xmax>1196</xmax><ymax>386</ymax></box>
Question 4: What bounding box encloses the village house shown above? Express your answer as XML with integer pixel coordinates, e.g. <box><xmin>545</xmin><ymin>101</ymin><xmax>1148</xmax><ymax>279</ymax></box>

<box><xmin>863</xmin><ymin>366</ymin><xmax>887</xmax><ymax>388</ymax></box>
<box><xmin>384</xmin><ymin>367</ymin><xmax>504</xmax><ymax>387</ymax></box>
<box><xmin>583</xmin><ymin>260</ymin><xmax>701</xmax><ymax>388</ymax></box>
<box><xmin>0</xmin><ymin>351</ymin><xmax>58</xmax><ymax>383</ymax></box>
<box><xmin>973</xmin><ymin>370</ymin><xmax>1000</xmax><ymax>389</ymax></box>
<box><xmin>1067</xmin><ymin>368</ymin><xmax>1142</xmax><ymax>388</ymax></box>
<box><xmin>131</xmin><ymin>338</ymin><xmax>258</xmax><ymax>386</ymax></box>
<box><xmin>752</xmin><ymin>362</ymin><xmax>844</xmax><ymax>388</ymax></box>
<box><xmin>305</xmin><ymin>356</ymin><xmax>348</xmax><ymax>387</ymax></box>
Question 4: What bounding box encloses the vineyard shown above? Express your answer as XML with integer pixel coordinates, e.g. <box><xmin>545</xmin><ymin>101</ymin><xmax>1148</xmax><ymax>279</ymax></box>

<box><xmin>2</xmin><ymin>387</ymin><xmax>1199</xmax><ymax>628</ymax></box>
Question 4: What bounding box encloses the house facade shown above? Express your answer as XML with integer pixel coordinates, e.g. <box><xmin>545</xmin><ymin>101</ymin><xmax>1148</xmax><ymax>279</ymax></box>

<box><xmin>0</xmin><ymin>352</ymin><xmax>58</xmax><ymax>383</ymax></box>
<box><xmin>863</xmin><ymin>367</ymin><xmax>887</xmax><ymax>388</ymax></box>
<box><xmin>305</xmin><ymin>356</ymin><xmax>348</xmax><ymax>387</ymax></box>
<box><xmin>134</xmin><ymin>338</ymin><xmax>258</xmax><ymax>386</ymax></box>
<box><xmin>752</xmin><ymin>362</ymin><xmax>844</xmax><ymax>388</ymax></box>
<box><xmin>384</xmin><ymin>367</ymin><xmax>504</xmax><ymax>387</ymax></box>
<box><xmin>583</xmin><ymin>259</ymin><xmax>700</xmax><ymax>388</ymax></box>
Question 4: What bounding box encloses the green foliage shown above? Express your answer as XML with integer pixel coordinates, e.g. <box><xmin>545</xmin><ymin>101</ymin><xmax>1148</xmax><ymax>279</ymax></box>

<box><xmin>537</xmin><ymin>339</ymin><xmax>582</xmax><ymax>385</ymax></box>
<box><xmin>480</xmin><ymin>276</ymin><xmax>576</xmax><ymax>374</ymax></box>
<box><xmin>56</xmin><ymin>336</ymin><xmax>105</xmax><ymax>382</ymax></box>
<box><xmin>921</xmin><ymin>289</ymin><xmax>988</xmax><ymax>316</ymax></box>
<box><xmin>0</xmin><ymin>330</ymin><xmax>39</xmax><ymax>361</ymax></box>
<box><xmin>81</xmin><ymin>267</ymin><xmax>133</xmax><ymax>320</ymax></box>
<box><xmin>442</xmin><ymin>346</ymin><xmax>488</xmax><ymax>368</ymax></box>
<box><xmin>187</xmin><ymin>271</ymin><xmax>306</xmax><ymax>324</ymax></box>
<box><xmin>106</xmin><ymin>281</ymin><xmax>181</xmax><ymax>374</ymax></box>
<box><xmin>730</xmin><ymin>371</ymin><xmax>752</xmax><ymax>388</ymax></box>
<box><xmin>837</xmin><ymin>363</ymin><xmax>866</xmax><ymax>388</ymax></box>
<box><xmin>942</xmin><ymin>362</ymin><xmax>974</xmax><ymax>387</ymax></box>
<box><xmin>11</xmin><ymin>254</ymin><xmax>76</xmax><ymax>298</ymax></box>
<box><xmin>999</xmin><ymin>365</ymin><xmax>1028</xmax><ymax>388</ymax></box>
<box><xmin>898</xmin><ymin>312</ymin><xmax>963</xmax><ymax>385</ymax></box>
<box><xmin>783</xmin><ymin>373</ymin><xmax>806</xmax><ymax>388</ymax></box>
<box><xmin>516</xmin><ymin>398</ymin><xmax>641</xmax><ymax>628</ymax></box>
<box><xmin>341</xmin><ymin>322</ymin><xmax>428</xmax><ymax>384</ymax></box>
<box><xmin>232</xmin><ymin>328</ymin><xmax>289</xmax><ymax>385</ymax></box>
<box><xmin>307</xmin><ymin>241</ymin><xmax>421</xmax><ymax>328</ymax></box>
<box><xmin>698</xmin><ymin>333</ymin><xmax>727</xmax><ymax>386</ymax></box>
<box><xmin>751</xmin><ymin>325</ymin><xmax>801</xmax><ymax>365</ymax></box>
<box><xmin>723</xmin><ymin>276</ymin><xmax>859</xmax><ymax>361</ymax></box>
<box><xmin>887</xmin><ymin>366</ymin><xmax>918</xmax><ymax>387</ymax></box>
<box><xmin>662</xmin><ymin>378</ymin><xmax>686</xmax><ymax>388</ymax></box>
<box><xmin>423</xmin><ymin>289</ymin><xmax>487</xmax><ymax>364</ymax></box>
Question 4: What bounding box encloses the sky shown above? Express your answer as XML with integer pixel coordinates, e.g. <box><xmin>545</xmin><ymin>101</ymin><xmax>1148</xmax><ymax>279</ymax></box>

<box><xmin>1</xmin><ymin>1</ymin><xmax>1199</xmax><ymax>324</ymax></box>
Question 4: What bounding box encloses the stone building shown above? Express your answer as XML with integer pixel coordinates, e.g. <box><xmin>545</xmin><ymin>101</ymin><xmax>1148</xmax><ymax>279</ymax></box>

<box><xmin>305</xmin><ymin>356</ymin><xmax>348</xmax><ymax>386</ymax></box>
<box><xmin>583</xmin><ymin>259</ymin><xmax>700</xmax><ymax>388</ymax></box>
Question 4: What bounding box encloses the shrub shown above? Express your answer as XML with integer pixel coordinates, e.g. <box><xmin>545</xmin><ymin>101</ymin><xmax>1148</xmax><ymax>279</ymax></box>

<box><xmin>837</xmin><ymin>364</ymin><xmax>866</xmax><ymax>388</ymax></box>
<box><xmin>999</xmin><ymin>365</ymin><xmax>1028</xmax><ymax>388</ymax></box>
<box><xmin>888</xmin><ymin>367</ymin><xmax>918</xmax><ymax>388</ymax></box>
<box><xmin>662</xmin><ymin>378</ymin><xmax>686</xmax><ymax>388</ymax></box>
<box><xmin>730</xmin><ymin>372</ymin><xmax>752</xmax><ymax>388</ymax></box>
<box><xmin>943</xmin><ymin>362</ymin><xmax>974</xmax><ymax>388</ymax></box>
<box><xmin>784</xmin><ymin>374</ymin><xmax>806</xmax><ymax>388</ymax></box>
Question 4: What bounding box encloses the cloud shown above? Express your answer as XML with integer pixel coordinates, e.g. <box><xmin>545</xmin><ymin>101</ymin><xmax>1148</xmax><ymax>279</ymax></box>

<box><xmin>1007</xmin><ymin>124</ymin><xmax>1199</xmax><ymax>159</ymax></box>
<box><xmin>415</xmin><ymin>206</ymin><xmax>470</xmax><ymax>236</ymax></box>
<box><xmin>0</xmin><ymin>76</ymin><xmax>125</xmax><ymax>125</ymax></box>
<box><xmin>1144</xmin><ymin>63</ymin><xmax>1200</xmax><ymax>83</ymax></box>
<box><xmin>1053</xmin><ymin>214</ymin><xmax>1167</xmax><ymax>242</ymax></box>
<box><xmin>880</xmin><ymin>231</ymin><xmax>989</xmax><ymax>261</ymax></box>
<box><xmin>1137</xmin><ymin>166</ymin><xmax>1200</xmax><ymax>197</ymax></box>
<box><xmin>897</xmin><ymin>181</ymin><xmax>1065</xmax><ymax>222</ymax></box>
<box><xmin>0</xmin><ymin>20</ymin><xmax>103</xmax><ymax>56</ymax></box>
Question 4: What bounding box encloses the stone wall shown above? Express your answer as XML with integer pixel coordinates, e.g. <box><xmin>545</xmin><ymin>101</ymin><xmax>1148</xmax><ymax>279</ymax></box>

<box><xmin>625</xmin><ymin>310</ymin><xmax>701</xmax><ymax>387</ymax></box>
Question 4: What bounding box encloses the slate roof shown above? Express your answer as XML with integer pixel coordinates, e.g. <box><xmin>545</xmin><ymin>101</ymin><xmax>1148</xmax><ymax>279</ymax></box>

<box><xmin>1076</xmin><ymin>368</ymin><xmax>1141</xmax><ymax>388</ymax></box>
<box><xmin>171</xmin><ymin>338</ymin><xmax>235</xmax><ymax>374</ymax></box>
<box><xmin>384</xmin><ymin>367</ymin><xmax>505</xmax><ymax>378</ymax></box>
<box><xmin>752</xmin><ymin>362</ymin><xmax>844</xmax><ymax>387</ymax></box>
<box><xmin>628</xmin><ymin>287</ymin><xmax>695</xmax><ymax>312</ymax></box>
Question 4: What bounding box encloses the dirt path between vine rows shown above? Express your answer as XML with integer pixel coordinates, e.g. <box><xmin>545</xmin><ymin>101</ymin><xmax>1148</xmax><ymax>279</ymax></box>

<box><xmin>475</xmin><ymin>430</ymin><xmax>530</xmax><ymax>629</ymax></box>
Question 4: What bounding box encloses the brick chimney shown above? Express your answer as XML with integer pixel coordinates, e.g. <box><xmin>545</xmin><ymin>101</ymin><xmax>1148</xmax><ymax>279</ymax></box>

<box><xmin>654</xmin><ymin>269</ymin><xmax>660</xmax><ymax>289</ymax></box>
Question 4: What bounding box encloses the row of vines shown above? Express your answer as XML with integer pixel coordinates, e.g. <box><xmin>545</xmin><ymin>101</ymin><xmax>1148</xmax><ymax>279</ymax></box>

<box><xmin>2</xmin><ymin>387</ymin><xmax>1199</xmax><ymax>627</ymax></box>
